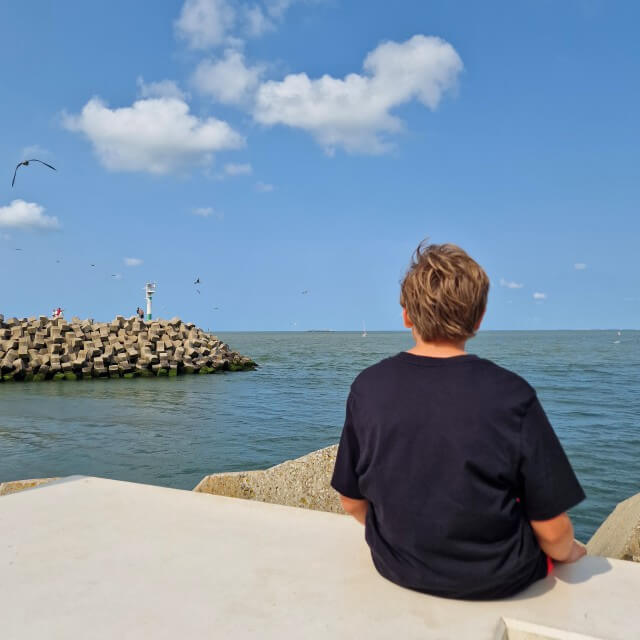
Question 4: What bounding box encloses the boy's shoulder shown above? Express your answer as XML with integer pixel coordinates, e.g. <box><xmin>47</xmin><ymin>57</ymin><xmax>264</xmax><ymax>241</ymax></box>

<box><xmin>351</xmin><ymin>353</ymin><xmax>536</xmax><ymax>406</ymax></box>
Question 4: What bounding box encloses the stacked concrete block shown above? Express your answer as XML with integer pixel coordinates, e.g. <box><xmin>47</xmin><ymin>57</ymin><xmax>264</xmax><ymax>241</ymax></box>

<box><xmin>0</xmin><ymin>315</ymin><xmax>256</xmax><ymax>382</ymax></box>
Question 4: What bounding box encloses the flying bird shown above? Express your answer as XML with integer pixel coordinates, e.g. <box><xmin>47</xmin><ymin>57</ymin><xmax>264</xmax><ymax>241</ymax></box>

<box><xmin>12</xmin><ymin>159</ymin><xmax>57</xmax><ymax>187</ymax></box>
<box><xmin>90</xmin><ymin>264</ymin><xmax>96</xmax><ymax>267</ymax></box>
<box><xmin>194</xmin><ymin>277</ymin><xmax>200</xmax><ymax>285</ymax></box>
<box><xmin>301</xmin><ymin>290</ymin><xmax>308</xmax><ymax>295</ymax></box>
<box><xmin>196</xmin><ymin>289</ymin><xmax>201</xmax><ymax>295</ymax></box>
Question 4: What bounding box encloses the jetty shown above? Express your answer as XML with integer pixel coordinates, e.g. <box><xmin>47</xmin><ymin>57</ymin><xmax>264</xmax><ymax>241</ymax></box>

<box><xmin>1</xmin><ymin>475</ymin><xmax>640</xmax><ymax>639</ymax></box>
<box><xmin>3</xmin><ymin>446</ymin><xmax>640</xmax><ymax>638</ymax></box>
<box><xmin>0</xmin><ymin>314</ymin><xmax>256</xmax><ymax>382</ymax></box>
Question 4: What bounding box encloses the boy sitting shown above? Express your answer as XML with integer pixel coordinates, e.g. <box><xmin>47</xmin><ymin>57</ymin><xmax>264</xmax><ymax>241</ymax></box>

<box><xmin>331</xmin><ymin>241</ymin><xmax>586</xmax><ymax>600</ymax></box>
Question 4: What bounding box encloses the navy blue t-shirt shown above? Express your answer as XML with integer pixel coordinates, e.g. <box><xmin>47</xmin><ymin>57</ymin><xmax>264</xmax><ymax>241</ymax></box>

<box><xmin>331</xmin><ymin>352</ymin><xmax>585</xmax><ymax>600</ymax></box>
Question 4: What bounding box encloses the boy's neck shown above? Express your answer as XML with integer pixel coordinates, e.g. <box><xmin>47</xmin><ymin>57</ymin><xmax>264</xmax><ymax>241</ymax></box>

<box><xmin>408</xmin><ymin>333</ymin><xmax>467</xmax><ymax>358</ymax></box>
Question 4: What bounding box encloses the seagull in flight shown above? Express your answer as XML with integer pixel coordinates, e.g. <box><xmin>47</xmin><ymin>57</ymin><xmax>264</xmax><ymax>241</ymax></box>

<box><xmin>194</xmin><ymin>277</ymin><xmax>200</xmax><ymax>285</ymax></box>
<box><xmin>12</xmin><ymin>159</ymin><xmax>57</xmax><ymax>187</ymax></box>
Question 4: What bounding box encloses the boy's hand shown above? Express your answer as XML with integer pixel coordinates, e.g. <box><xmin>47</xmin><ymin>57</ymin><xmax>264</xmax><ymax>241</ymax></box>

<box><xmin>559</xmin><ymin>540</ymin><xmax>587</xmax><ymax>564</ymax></box>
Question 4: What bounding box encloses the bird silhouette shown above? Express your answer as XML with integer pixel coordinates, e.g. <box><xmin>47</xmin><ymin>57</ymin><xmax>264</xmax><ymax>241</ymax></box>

<box><xmin>301</xmin><ymin>290</ymin><xmax>309</xmax><ymax>295</ymax></box>
<box><xmin>194</xmin><ymin>277</ymin><xmax>200</xmax><ymax>285</ymax></box>
<box><xmin>196</xmin><ymin>289</ymin><xmax>201</xmax><ymax>295</ymax></box>
<box><xmin>12</xmin><ymin>159</ymin><xmax>57</xmax><ymax>187</ymax></box>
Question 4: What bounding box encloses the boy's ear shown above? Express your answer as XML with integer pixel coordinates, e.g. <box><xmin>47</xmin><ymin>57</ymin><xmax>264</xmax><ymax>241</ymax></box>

<box><xmin>402</xmin><ymin>307</ymin><xmax>413</xmax><ymax>328</ymax></box>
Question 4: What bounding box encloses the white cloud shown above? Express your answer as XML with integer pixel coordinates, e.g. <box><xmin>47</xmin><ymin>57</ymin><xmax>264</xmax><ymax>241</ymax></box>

<box><xmin>253</xmin><ymin>34</ymin><xmax>463</xmax><ymax>154</ymax></box>
<box><xmin>255</xmin><ymin>181</ymin><xmax>274</xmax><ymax>192</ymax></box>
<box><xmin>533</xmin><ymin>292</ymin><xmax>547</xmax><ymax>300</ymax></box>
<box><xmin>266</xmin><ymin>0</ymin><xmax>302</xmax><ymax>19</ymax></box>
<box><xmin>499</xmin><ymin>278</ymin><xmax>523</xmax><ymax>289</ymax></box>
<box><xmin>63</xmin><ymin>96</ymin><xmax>244</xmax><ymax>174</ymax></box>
<box><xmin>224</xmin><ymin>162</ymin><xmax>253</xmax><ymax>176</ymax></box>
<box><xmin>20</xmin><ymin>144</ymin><xmax>52</xmax><ymax>160</ymax></box>
<box><xmin>193</xmin><ymin>207</ymin><xmax>224</xmax><ymax>220</ymax></box>
<box><xmin>193</xmin><ymin>50</ymin><xmax>265</xmax><ymax>105</ymax></box>
<box><xmin>0</xmin><ymin>200</ymin><xmax>60</xmax><ymax>231</ymax></box>
<box><xmin>193</xmin><ymin>206</ymin><xmax>214</xmax><ymax>217</ymax></box>
<box><xmin>124</xmin><ymin>257</ymin><xmax>143</xmax><ymax>267</ymax></box>
<box><xmin>574</xmin><ymin>262</ymin><xmax>587</xmax><ymax>270</ymax></box>
<box><xmin>137</xmin><ymin>77</ymin><xmax>187</xmax><ymax>100</ymax></box>
<box><xmin>175</xmin><ymin>0</ymin><xmax>236</xmax><ymax>49</ymax></box>
<box><xmin>243</xmin><ymin>5</ymin><xmax>275</xmax><ymax>36</ymax></box>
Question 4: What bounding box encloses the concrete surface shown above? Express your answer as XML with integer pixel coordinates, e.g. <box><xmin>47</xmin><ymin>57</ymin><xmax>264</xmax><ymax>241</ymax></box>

<box><xmin>587</xmin><ymin>492</ymin><xmax>640</xmax><ymax>562</ymax></box>
<box><xmin>1</xmin><ymin>476</ymin><xmax>639</xmax><ymax>640</ymax></box>
<box><xmin>194</xmin><ymin>444</ymin><xmax>343</xmax><ymax>513</ymax></box>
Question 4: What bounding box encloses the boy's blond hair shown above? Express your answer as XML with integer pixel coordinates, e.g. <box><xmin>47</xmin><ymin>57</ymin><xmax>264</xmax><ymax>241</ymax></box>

<box><xmin>400</xmin><ymin>240</ymin><xmax>489</xmax><ymax>343</ymax></box>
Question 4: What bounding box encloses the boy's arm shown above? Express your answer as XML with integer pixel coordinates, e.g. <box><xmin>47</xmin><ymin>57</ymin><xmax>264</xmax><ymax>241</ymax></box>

<box><xmin>518</xmin><ymin>395</ymin><xmax>586</xmax><ymax>561</ymax></box>
<box><xmin>530</xmin><ymin>513</ymin><xmax>586</xmax><ymax>563</ymax></box>
<box><xmin>339</xmin><ymin>495</ymin><xmax>369</xmax><ymax>525</ymax></box>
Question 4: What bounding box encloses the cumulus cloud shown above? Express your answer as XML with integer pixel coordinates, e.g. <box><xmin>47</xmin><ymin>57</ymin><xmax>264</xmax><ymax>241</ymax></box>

<box><xmin>175</xmin><ymin>0</ymin><xmax>236</xmax><ymax>49</ymax></box>
<box><xmin>174</xmin><ymin>0</ymin><xmax>309</xmax><ymax>48</ymax></box>
<box><xmin>224</xmin><ymin>162</ymin><xmax>253</xmax><ymax>176</ymax></box>
<box><xmin>193</xmin><ymin>50</ymin><xmax>265</xmax><ymax>105</ymax></box>
<box><xmin>253</xmin><ymin>34</ymin><xmax>463</xmax><ymax>154</ymax></box>
<box><xmin>137</xmin><ymin>77</ymin><xmax>187</xmax><ymax>100</ymax></box>
<box><xmin>63</xmin><ymin>96</ymin><xmax>244</xmax><ymax>174</ymax></box>
<box><xmin>499</xmin><ymin>278</ymin><xmax>523</xmax><ymax>289</ymax></box>
<box><xmin>533</xmin><ymin>292</ymin><xmax>547</xmax><ymax>300</ymax></box>
<box><xmin>266</xmin><ymin>0</ymin><xmax>302</xmax><ymax>19</ymax></box>
<box><xmin>0</xmin><ymin>200</ymin><xmax>60</xmax><ymax>231</ymax></box>
<box><xmin>574</xmin><ymin>263</ymin><xmax>587</xmax><ymax>270</ymax></box>
<box><xmin>124</xmin><ymin>257</ymin><xmax>143</xmax><ymax>267</ymax></box>
<box><xmin>255</xmin><ymin>181</ymin><xmax>274</xmax><ymax>192</ymax></box>
<box><xmin>243</xmin><ymin>5</ymin><xmax>275</xmax><ymax>36</ymax></box>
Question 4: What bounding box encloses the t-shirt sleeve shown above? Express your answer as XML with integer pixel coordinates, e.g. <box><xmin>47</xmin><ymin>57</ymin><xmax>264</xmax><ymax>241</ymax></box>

<box><xmin>331</xmin><ymin>392</ymin><xmax>364</xmax><ymax>500</ymax></box>
<box><xmin>518</xmin><ymin>395</ymin><xmax>585</xmax><ymax>521</ymax></box>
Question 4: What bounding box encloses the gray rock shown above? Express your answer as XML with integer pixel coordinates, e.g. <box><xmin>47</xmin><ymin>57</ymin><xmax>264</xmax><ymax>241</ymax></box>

<box><xmin>193</xmin><ymin>445</ymin><xmax>344</xmax><ymax>514</ymax></box>
<box><xmin>588</xmin><ymin>493</ymin><xmax>640</xmax><ymax>562</ymax></box>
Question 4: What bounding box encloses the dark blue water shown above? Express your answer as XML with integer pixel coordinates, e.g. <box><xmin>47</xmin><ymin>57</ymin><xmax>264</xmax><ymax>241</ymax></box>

<box><xmin>1</xmin><ymin>330</ymin><xmax>638</xmax><ymax>541</ymax></box>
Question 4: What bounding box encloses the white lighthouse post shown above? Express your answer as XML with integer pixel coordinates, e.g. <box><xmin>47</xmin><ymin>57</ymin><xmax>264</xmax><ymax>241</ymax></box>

<box><xmin>144</xmin><ymin>282</ymin><xmax>157</xmax><ymax>321</ymax></box>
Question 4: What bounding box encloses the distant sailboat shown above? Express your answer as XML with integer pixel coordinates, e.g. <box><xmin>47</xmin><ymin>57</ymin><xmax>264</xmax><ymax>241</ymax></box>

<box><xmin>362</xmin><ymin>321</ymin><xmax>367</xmax><ymax>338</ymax></box>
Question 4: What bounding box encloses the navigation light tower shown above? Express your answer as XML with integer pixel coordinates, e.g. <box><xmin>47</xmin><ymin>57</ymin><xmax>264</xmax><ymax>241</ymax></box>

<box><xmin>144</xmin><ymin>282</ymin><xmax>157</xmax><ymax>320</ymax></box>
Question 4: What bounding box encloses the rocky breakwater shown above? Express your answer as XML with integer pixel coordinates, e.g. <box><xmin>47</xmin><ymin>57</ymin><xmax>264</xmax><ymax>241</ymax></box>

<box><xmin>0</xmin><ymin>314</ymin><xmax>256</xmax><ymax>382</ymax></box>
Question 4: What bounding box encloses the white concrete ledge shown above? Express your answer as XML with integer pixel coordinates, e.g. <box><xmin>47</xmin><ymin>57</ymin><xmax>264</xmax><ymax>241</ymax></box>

<box><xmin>1</xmin><ymin>476</ymin><xmax>639</xmax><ymax>639</ymax></box>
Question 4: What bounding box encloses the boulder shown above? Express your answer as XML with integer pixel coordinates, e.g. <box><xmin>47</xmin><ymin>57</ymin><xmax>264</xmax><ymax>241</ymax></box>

<box><xmin>588</xmin><ymin>493</ymin><xmax>640</xmax><ymax>562</ymax></box>
<box><xmin>193</xmin><ymin>445</ymin><xmax>343</xmax><ymax>514</ymax></box>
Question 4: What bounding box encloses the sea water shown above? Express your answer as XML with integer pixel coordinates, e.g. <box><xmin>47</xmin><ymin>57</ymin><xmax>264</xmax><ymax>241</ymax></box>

<box><xmin>1</xmin><ymin>330</ymin><xmax>638</xmax><ymax>541</ymax></box>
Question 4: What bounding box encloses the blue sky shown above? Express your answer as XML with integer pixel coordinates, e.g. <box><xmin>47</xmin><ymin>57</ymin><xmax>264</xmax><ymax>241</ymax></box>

<box><xmin>1</xmin><ymin>0</ymin><xmax>638</xmax><ymax>331</ymax></box>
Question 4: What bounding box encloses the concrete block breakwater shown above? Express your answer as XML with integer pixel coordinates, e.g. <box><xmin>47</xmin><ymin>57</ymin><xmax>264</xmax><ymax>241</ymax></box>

<box><xmin>0</xmin><ymin>314</ymin><xmax>256</xmax><ymax>382</ymax></box>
